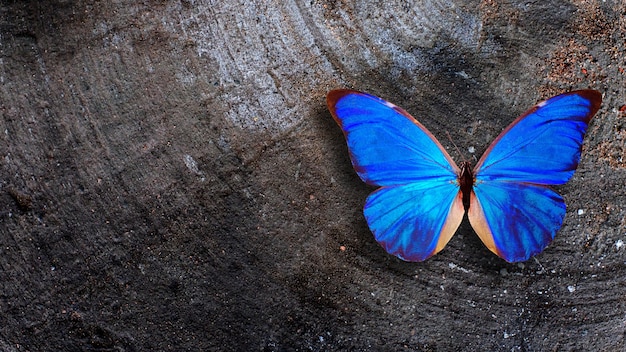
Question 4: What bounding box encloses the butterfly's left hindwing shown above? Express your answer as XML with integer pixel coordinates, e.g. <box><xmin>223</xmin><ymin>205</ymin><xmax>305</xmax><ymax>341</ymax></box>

<box><xmin>365</xmin><ymin>182</ymin><xmax>464</xmax><ymax>261</ymax></box>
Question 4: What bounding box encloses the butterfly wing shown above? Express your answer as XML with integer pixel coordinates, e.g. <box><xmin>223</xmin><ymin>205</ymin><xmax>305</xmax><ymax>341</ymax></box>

<box><xmin>327</xmin><ymin>90</ymin><xmax>464</xmax><ymax>261</ymax></box>
<box><xmin>468</xmin><ymin>90</ymin><xmax>602</xmax><ymax>262</ymax></box>
<box><xmin>363</xmin><ymin>182</ymin><xmax>464</xmax><ymax>261</ymax></box>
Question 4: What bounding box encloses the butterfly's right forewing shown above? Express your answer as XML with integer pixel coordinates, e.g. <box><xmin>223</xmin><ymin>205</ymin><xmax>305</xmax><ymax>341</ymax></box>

<box><xmin>469</xmin><ymin>90</ymin><xmax>602</xmax><ymax>262</ymax></box>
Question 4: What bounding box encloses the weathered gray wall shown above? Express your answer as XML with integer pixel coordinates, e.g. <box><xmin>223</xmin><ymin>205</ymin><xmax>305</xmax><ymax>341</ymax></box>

<box><xmin>0</xmin><ymin>0</ymin><xmax>624</xmax><ymax>350</ymax></box>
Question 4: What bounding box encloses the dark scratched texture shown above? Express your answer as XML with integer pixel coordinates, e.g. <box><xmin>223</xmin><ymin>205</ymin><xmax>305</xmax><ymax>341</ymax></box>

<box><xmin>0</xmin><ymin>0</ymin><xmax>624</xmax><ymax>351</ymax></box>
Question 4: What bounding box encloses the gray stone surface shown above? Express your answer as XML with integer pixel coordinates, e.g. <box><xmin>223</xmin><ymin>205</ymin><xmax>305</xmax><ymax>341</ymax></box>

<box><xmin>0</xmin><ymin>0</ymin><xmax>624</xmax><ymax>350</ymax></box>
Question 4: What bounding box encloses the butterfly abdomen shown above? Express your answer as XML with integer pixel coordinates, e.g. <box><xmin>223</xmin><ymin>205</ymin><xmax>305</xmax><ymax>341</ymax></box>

<box><xmin>459</xmin><ymin>161</ymin><xmax>474</xmax><ymax>211</ymax></box>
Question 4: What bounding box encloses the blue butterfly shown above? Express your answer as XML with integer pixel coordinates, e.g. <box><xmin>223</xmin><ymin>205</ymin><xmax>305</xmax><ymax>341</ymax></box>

<box><xmin>327</xmin><ymin>89</ymin><xmax>601</xmax><ymax>262</ymax></box>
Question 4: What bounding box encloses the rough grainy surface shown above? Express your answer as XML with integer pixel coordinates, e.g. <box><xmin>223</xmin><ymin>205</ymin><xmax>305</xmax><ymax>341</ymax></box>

<box><xmin>0</xmin><ymin>0</ymin><xmax>624</xmax><ymax>350</ymax></box>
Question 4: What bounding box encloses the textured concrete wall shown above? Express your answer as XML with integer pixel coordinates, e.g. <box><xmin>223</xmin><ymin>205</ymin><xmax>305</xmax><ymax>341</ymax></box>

<box><xmin>0</xmin><ymin>0</ymin><xmax>624</xmax><ymax>350</ymax></box>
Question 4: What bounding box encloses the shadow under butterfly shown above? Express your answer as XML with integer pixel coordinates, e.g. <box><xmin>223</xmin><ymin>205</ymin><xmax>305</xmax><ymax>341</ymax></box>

<box><xmin>327</xmin><ymin>89</ymin><xmax>602</xmax><ymax>262</ymax></box>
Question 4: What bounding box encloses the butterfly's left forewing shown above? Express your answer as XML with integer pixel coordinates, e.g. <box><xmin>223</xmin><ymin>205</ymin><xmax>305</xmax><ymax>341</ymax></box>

<box><xmin>328</xmin><ymin>90</ymin><xmax>464</xmax><ymax>261</ymax></box>
<box><xmin>469</xmin><ymin>90</ymin><xmax>602</xmax><ymax>262</ymax></box>
<box><xmin>327</xmin><ymin>90</ymin><xmax>460</xmax><ymax>186</ymax></box>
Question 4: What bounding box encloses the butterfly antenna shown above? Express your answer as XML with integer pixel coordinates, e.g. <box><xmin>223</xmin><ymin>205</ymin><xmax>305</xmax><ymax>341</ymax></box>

<box><xmin>445</xmin><ymin>131</ymin><xmax>466</xmax><ymax>162</ymax></box>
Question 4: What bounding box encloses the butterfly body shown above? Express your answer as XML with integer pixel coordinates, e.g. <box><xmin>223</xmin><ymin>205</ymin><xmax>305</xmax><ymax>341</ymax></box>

<box><xmin>458</xmin><ymin>161</ymin><xmax>474</xmax><ymax>209</ymax></box>
<box><xmin>327</xmin><ymin>89</ymin><xmax>601</xmax><ymax>262</ymax></box>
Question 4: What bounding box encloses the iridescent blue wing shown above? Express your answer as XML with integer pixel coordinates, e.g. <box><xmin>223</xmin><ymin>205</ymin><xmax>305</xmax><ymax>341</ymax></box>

<box><xmin>468</xmin><ymin>90</ymin><xmax>602</xmax><ymax>262</ymax></box>
<box><xmin>364</xmin><ymin>182</ymin><xmax>464</xmax><ymax>261</ymax></box>
<box><xmin>327</xmin><ymin>90</ymin><xmax>460</xmax><ymax>186</ymax></box>
<box><xmin>327</xmin><ymin>90</ymin><xmax>464</xmax><ymax>261</ymax></box>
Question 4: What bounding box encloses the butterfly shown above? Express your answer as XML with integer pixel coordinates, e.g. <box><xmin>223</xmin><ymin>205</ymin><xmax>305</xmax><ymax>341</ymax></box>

<box><xmin>327</xmin><ymin>89</ymin><xmax>601</xmax><ymax>262</ymax></box>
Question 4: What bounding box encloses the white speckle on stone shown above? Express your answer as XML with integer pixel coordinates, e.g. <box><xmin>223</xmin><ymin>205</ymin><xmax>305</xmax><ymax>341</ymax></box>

<box><xmin>184</xmin><ymin>154</ymin><xmax>205</xmax><ymax>180</ymax></box>
<box><xmin>468</xmin><ymin>146</ymin><xmax>475</xmax><ymax>153</ymax></box>
<box><xmin>567</xmin><ymin>285</ymin><xmax>576</xmax><ymax>293</ymax></box>
<box><xmin>615</xmin><ymin>239</ymin><xmax>624</xmax><ymax>250</ymax></box>
<box><xmin>456</xmin><ymin>70</ymin><xmax>471</xmax><ymax>79</ymax></box>
<box><xmin>449</xmin><ymin>262</ymin><xmax>471</xmax><ymax>273</ymax></box>
<box><xmin>577</xmin><ymin>209</ymin><xmax>585</xmax><ymax>215</ymax></box>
